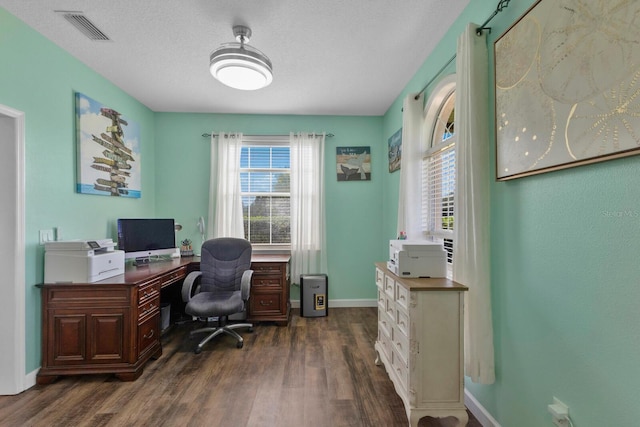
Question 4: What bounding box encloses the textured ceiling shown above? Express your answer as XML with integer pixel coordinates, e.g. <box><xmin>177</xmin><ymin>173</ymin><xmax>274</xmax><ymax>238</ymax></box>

<box><xmin>0</xmin><ymin>0</ymin><xmax>470</xmax><ymax>115</ymax></box>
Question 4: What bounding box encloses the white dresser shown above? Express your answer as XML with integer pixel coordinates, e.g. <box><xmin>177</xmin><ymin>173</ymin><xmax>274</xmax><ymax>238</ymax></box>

<box><xmin>374</xmin><ymin>263</ymin><xmax>468</xmax><ymax>427</ymax></box>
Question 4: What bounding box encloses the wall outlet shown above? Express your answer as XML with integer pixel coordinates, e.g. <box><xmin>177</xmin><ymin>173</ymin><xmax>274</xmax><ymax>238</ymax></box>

<box><xmin>39</xmin><ymin>229</ymin><xmax>54</xmax><ymax>245</ymax></box>
<box><xmin>548</xmin><ymin>397</ymin><xmax>569</xmax><ymax>426</ymax></box>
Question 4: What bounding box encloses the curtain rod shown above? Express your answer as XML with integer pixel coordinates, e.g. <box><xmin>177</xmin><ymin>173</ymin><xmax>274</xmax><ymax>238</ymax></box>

<box><xmin>412</xmin><ymin>0</ymin><xmax>511</xmax><ymax>100</ymax></box>
<box><xmin>202</xmin><ymin>132</ymin><xmax>334</xmax><ymax>138</ymax></box>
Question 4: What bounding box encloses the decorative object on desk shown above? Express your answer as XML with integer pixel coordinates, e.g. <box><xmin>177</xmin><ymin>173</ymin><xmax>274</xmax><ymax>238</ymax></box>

<box><xmin>495</xmin><ymin>0</ymin><xmax>640</xmax><ymax>180</ymax></box>
<box><xmin>180</xmin><ymin>239</ymin><xmax>194</xmax><ymax>257</ymax></box>
<box><xmin>388</xmin><ymin>128</ymin><xmax>402</xmax><ymax>173</ymax></box>
<box><xmin>75</xmin><ymin>92</ymin><xmax>141</xmax><ymax>197</ymax></box>
<box><xmin>336</xmin><ymin>146</ymin><xmax>371</xmax><ymax>181</ymax></box>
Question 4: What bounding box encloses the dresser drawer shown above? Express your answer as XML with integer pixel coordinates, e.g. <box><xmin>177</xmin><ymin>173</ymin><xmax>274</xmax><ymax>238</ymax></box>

<box><xmin>395</xmin><ymin>307</ymin><xmax>409</xmax><ymax>338</ymax></box>
<box><xmin>375</xmin><ymin>267</ymin><xmax>384</xmax><ymax>288</ymax></box>
<box><xmin>250</xmin><ymin>292</ymin><xmax>282</xmax><ymax>314</ymax></box>
<box><xmin>395</xmin><ymin>282</ymin><xmax>409</xmax><ymax>312</ymax></box>
<box><xmin>385</xmin><ymin>296</ymin><xmax>395</xmax><ymax>320</ymax></box>
<box><xmin>377</xmin><ymin>288</ymin><xmax>386</xmax><ymax>310</ymax></box>
<box><xmin>137</xmin><ymin>312</ymin><xmax>160</xmax><ymax>357</ymax></box>
<box><xmin>392</xmin><ymin>326</ymin><xmax>409</xmax><ymax>367</ymax></box>
<box><xmin>384</xmin><ymin>275</ymin><xmax>395</xmax><ymax>298</ymax></box>
<box><xmin>378</xmin><ymin>309</ymin><xmax>392</xmax><ymax>338</ymax></box>
<box><xmin>391</xmin><ymin>348</ymin><xmax>409</xmax><ymax>392</ymax></box>
<box><xmin>378</xmin><ymin>324</ymin><xmax>392</xmax><ymax>360</ymax></box>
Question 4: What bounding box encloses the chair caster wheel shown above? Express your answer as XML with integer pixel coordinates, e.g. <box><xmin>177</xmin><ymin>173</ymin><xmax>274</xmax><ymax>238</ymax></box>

<box><xmin>236</xmin><ymin>341</ymin><xmax>244</xmax><ymax>349</ymax></box>
<box><xmin>248</xmin><ymin>327</ymin><xmax>254</xmax><ymax>333</ymax></box>
<box><xmin>194</xmin><ymin>347</ymin><xmax>202</xmax><ymax>354</ymax></box>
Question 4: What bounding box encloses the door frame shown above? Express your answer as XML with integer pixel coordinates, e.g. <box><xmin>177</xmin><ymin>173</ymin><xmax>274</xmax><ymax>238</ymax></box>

<box><xmin>0</xmin><ymin>104</ymin><xmax>26</xmax><ymax>395</ymax></box>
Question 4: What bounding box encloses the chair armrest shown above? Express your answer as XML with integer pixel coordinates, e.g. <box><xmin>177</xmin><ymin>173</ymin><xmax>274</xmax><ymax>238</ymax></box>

<box><xmin>241</xmin><ymin>269</ymin><xmax>253</xmax><ymax>301</ymax></box>
<box><xmin>182</xmin><ymin>271</ymin><xmax>202</xmax><ymax>302</ymax></box>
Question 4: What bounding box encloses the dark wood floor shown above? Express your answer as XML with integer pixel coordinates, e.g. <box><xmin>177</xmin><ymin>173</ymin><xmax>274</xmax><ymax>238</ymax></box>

<box><xmin>0</xmin><ymin>308</ymin><xmax>481</xmax><ymax>427</ymax></box>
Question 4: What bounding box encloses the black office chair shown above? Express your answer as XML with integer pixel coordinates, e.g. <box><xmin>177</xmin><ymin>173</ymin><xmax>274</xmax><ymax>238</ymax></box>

<box><xmin>181</xmin><ymin>237</ymin><xmax>253</xmax><ymax>354</ymax></box>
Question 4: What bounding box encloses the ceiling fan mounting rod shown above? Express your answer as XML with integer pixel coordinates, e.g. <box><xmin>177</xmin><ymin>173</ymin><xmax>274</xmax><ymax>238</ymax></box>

<box><xmin>233</xmin><ymin>25</ymin><xmax>252</xmax><ymax>44</ymax></box>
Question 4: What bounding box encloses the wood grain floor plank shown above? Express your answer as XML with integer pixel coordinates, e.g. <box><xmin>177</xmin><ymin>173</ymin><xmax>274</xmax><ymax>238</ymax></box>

<box><xmin>0</xmin><ymin>308</ymin><xmax>482</xmax><ymax>427</ymax></box>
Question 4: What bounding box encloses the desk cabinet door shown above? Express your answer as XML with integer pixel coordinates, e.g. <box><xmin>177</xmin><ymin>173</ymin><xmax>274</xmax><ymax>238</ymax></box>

<box><xmin>47</xmin><ymin>308</ymin><xmax>130</xmax><ymax>366</ymax></box>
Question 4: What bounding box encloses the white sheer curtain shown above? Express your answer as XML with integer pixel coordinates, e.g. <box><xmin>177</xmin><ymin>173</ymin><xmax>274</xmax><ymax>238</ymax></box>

<box><xmin>397</xmin><ymin>93</ymin><xmax>424</xmax><ymax>239</ymax></box>
<box><xmin>209</xmin><ymin>132</ymin><xmax>245</xmax><ymax>239</ymax></box>
<box><xmin>289</xmin><ymin>132</ymin><xmax>327</xmax><ymax>284</ymax></box>
<box><xmin>453</xmin><ymin>23</ymin><xmax>495</xmax><ymax>384</ymax></box>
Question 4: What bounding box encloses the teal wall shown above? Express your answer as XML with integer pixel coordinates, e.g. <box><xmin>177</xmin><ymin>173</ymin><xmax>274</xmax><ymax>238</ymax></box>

<box><xmin>0</xmin><ymin>8</ymin><xmax>157</xmax><ymax>373</ymax></box>
<box><xmin>5</xmin><ymin>2</ymin><xmax>640</xmax><ymax>425</ymax></box>
<box><xmin>153</xmin><ymin>113</ymin><xmax>384</xmax><ymax>301</ymax></box>
<box><xmin>382</xmin><ymin>1</ymin><xmax>640</xmax><ymax>426</ymax></box>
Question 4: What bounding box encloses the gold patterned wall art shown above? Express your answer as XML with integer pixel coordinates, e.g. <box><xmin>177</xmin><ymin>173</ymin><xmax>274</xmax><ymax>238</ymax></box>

<box><xmin>494</xmin><ymin>0</ymin><xmax>640</xmax><ymax>180</ymax></box>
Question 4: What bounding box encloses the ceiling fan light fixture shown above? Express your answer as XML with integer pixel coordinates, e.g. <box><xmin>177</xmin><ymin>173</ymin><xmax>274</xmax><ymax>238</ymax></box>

<box><xmin>209</xmin><ymin>26</ymin><xmax>273</xmax><ymax>91</ymax></box>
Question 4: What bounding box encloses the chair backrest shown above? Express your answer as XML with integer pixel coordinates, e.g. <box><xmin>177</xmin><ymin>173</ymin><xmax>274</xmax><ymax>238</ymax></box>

<box><xmin>199</xmin><ymin>238</ymin><xmax>252</xmax><ymax>293</ymax></box>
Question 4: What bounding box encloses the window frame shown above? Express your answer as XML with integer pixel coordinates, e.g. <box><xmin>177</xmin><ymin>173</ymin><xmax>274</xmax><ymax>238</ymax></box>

<box><xmin>421</xmin><ymin>75</ymin><xmax>456</xmax><ymax>275</ymax></box>
<box><xmin>240</xmin><ymin>137</ymin><xmax>291</xmax><ymax>250</ymax></box>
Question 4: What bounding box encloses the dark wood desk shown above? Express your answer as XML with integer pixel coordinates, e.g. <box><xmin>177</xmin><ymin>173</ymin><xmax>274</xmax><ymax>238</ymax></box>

<box><xmin>37</xmin><ymin>257</ymin><xmax>199</xmax><ymax>385</ymax></box>
<box><xmin>37</xmin><ymin>254</ymin><xmax>290</xmax><ymax>383</ymax></box>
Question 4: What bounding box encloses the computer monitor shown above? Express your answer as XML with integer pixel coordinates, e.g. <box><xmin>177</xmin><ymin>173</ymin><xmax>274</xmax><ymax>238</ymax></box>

<box><xmin>117</xmin><ymin>218</ymin><xmax>176</xmax><ymax>262</ymax></box>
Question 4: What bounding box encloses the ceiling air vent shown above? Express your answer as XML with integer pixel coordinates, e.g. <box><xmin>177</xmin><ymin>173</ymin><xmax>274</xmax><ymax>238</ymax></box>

<box><xmin>55</xmin><ymin>11</ymin><xmax>111</xmax><ymax>41</ymax></box>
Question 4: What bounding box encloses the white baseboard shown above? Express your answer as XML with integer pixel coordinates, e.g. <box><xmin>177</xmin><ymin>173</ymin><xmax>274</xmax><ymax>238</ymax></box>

<box><xmin>290</xmin><ymin>299</ymin><xmax>377</xmax><ymax>309</ymax></box>
<box><xmin>24</xmin><ymin>369</ymin><xmax>38</xmax><ymax>391</ymax></box>
<box><xmin>465</xmin><ymin>388</ymin><xmax>501</xmax><ymax>427</ymax></box>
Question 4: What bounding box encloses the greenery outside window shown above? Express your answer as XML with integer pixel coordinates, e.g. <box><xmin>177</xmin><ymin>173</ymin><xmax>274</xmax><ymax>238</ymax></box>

<box><xmin>240</xmin><ymin>141</ymin><xmax>290</xmax><ymax>245</ymax></box>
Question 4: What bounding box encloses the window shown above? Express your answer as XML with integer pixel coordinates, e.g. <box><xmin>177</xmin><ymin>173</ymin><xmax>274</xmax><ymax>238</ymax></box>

<box><xmin>422</xmin><ymin>80</ymin><xmax>456</xmax><ymax>269</ymax></box>
<box><xmin>240</xmin><ymin>141</ymin><xmax>290</xmax><ymax>245</ymax></box>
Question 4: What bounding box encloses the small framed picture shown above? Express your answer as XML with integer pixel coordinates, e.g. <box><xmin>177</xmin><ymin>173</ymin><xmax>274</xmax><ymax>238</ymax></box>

<box><xmin>336</xmin><ymin>146</ymin><xmax>371</xmax><ymax>181</ymax></box>
<box><xmin>388</xmin><ymin>128</ymin><xmax>402</xmax><ymax>173</ymax></box>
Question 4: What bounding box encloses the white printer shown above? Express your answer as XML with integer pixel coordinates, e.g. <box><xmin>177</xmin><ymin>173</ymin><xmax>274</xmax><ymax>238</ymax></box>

<box><xmin>387</xmin><ymin>239</ymin><xmax>447</xmax><ymax>278</ymax></box>
<box><xmin>44</xmin><ymin>239</ymin><xmax>125</xmax><ymax>283</ymax></box>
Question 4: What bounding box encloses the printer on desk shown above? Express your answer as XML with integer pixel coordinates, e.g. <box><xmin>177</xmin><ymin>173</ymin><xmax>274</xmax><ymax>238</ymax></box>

<box><xmin>387</xmin><ymin>239</ymin><xmax>447</xmax><ymax>278</ymax></box>
<box><xmin>44</xmin><ymin>239</ymin><xmax>125</xmax><ymax>283</ymax></box>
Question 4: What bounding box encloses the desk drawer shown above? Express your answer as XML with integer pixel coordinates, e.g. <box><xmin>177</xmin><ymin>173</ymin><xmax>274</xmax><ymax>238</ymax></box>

<box><xmin>137</xmin><ymin>312</ymin><xmax>160</xmax><ymax>357</ymax></box>
<box><xmin>138</xmin><ymin>296</ymin><xmax>160</xmax><ymax>321</ymax></box>
<box><xmin>251</xmin><ymin>275</ymin><xmax>283</xmax><ymax>288</ymax></box>
<box><xmin>159</xmin><ymin>266</ymin><xmax>187</xmax><ymax>287</ymax></box>
<box><xmin>47</xmin><ymin>286</ymin><xmax>130</xmax><ymax>307</ymax></box>
<box><xmin>250</xmin><ymin>292</ymin><xmax>282</xmax><ymax>314</ymax></box>
<box><xmin>137</xmin><ymin>280</ymin><xmax>160</xmax><ymax>305</ymax></box>
<box><xmin>251</xmin><ymin>262</ymin><xmax>285</xmax><ymax>275</ymax></box>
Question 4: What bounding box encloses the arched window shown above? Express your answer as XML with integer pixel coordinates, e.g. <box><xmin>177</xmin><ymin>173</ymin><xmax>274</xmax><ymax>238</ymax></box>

<box><xmin>421</xmin><ymin>75</ymin><xmax>456</xmax><ymax>269</ymax></box>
